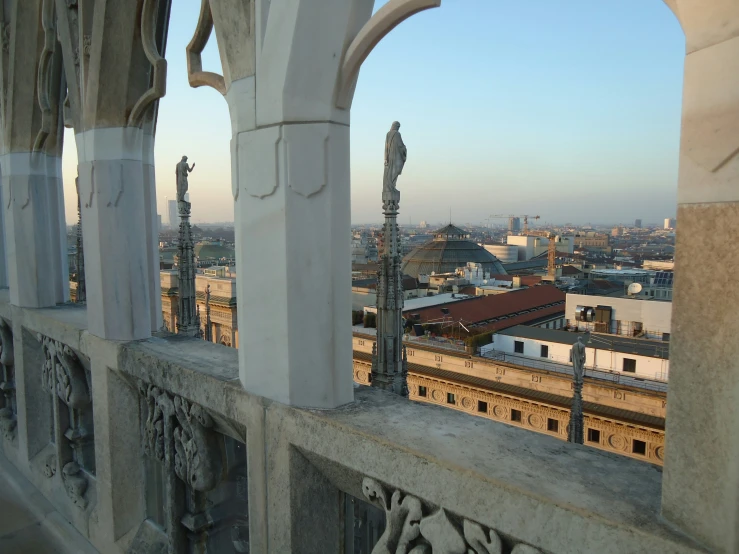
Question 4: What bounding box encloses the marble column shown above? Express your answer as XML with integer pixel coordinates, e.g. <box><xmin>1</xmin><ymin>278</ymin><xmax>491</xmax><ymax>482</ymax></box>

<box><xmin>189</xmin><ymin>0</ymin><xmax>438</xmax><ymax>407</ymax></box>
<box><xmin>1</xmin><ymin>152</ymin><xmax>61</xmax><ymax>308</ymax></box>
<box><xmin>229</xmin><ymin>100</ymin><xmax>353</xmax><ymax>408</ymax></box>
<box><xmin>143</xmin><ymin>129</ymin><xmax>163</xmax><ymax>331</ymax></box>
<box><xmin>76</xmin><ymin>128</ymin><xmax>151</xmax><ymax>340</ymax></box>
<box><xmin>661</xmin><ymin>4</ymin><xmax>739</xmax><ymax>552</ymax></box>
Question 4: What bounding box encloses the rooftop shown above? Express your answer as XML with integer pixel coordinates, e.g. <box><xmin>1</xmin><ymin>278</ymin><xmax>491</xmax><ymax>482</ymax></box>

<box><xmin>497</xmin><ymin>325</ymin><xmax>670</xmax><ymax>359</ymax></box>
<box><xmin>407</xmin><ymin>285</ymin><xmax>565</xmax><ymax>327</ymax></box>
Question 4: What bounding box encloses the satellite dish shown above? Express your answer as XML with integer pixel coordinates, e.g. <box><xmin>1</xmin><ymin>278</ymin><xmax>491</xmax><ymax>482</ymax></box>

<box><xmin>628</xmin><ymin>282</ymin><xmax>643</xmax><ymax>295</ymax></box>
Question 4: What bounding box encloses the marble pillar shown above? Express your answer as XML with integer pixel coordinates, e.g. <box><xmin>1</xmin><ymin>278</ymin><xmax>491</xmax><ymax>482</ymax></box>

<box><xmin>76</xmin><ymin>128</ymin><xmax>151</xmax><ymax>340</ymax></box>
<box><xmin>230</xmin><ymin>96</ymin><xmax>353</xmax><ymax>408</ymax></box>
<box><xmin>143</xmin><ymin>131</ymin><xmax>163</xmax><ymax>331</ymax></box>
<box><xmin>661</xmin><ymin>5</ymin><xmax>739</xmax><ymax>551</ymax></box>
<box><xmin>1</xmin><ymin>152</ymin><xmax>62</xmax><ymax>308</ymax></box>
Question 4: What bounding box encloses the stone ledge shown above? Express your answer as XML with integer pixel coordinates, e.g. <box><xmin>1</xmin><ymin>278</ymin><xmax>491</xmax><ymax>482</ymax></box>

<box><xmin>271</xmin><ymin>387</ymin><xmax>707</xmax><ymax>554</ymax></box>
<box><xmin>3</xmin><ymin>304</ymin><xmax>709</xmax><ymax>553</ymax></box>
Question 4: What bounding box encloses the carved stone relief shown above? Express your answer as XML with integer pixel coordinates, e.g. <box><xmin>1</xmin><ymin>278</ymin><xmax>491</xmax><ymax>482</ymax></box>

<box><xmin>137</xmin><ymin>380</ymin><xmax>234</xmax><ymax>551</ymax></box>
<box><xmin>0</xmin><ymin>319</ymin><xmax>16</xmax><ymax>441</ymax></box>
<box><xmin>362</xmin><ymin>477</ymin><xmax>541</xmax><ymax>554</ymax></box>
<box><xmin>1</xmin><ymin>23</ymin><xmax>9</xmax><ymax>53</ymax></box>
<box><xmin>37</xmin><ymin>333</ymin><xmax>94</xmax><ymax>508</ymax></box>
<box><xmin>139</xmin><ymin>381</ymin><xmax>224</xmax><ymax>492</ymax></box>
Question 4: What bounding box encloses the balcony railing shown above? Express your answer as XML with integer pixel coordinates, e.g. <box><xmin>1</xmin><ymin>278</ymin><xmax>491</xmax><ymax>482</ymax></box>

<box><xmin>0</xmin><ymin>297</ymin><xmax>704</xmax><ymax>553</ymax></box>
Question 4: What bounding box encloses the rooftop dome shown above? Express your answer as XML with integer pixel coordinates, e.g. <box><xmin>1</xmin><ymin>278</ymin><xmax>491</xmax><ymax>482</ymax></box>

<box><xmin>401</xmin><ymin>224</ymin><xmax>507</xmax><ymax>278</ymax></box>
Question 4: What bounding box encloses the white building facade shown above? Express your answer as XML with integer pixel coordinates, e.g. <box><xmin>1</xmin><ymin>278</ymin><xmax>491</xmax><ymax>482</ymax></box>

<box><xmin>565</xmin><ymin>293</ymin><xmax>671</xmax><ymax>340</ymax></box>
<box><xmin>485</xmin><ymin>326</ymin><xmax>669</xmax><ymax>382</ymax></box>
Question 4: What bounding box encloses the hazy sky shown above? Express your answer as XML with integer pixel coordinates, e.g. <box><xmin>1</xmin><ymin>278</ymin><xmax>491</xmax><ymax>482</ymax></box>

<box><xmin>60</xmin><ymin>0</ymin><xmax>685</xmax><ymax>226</ymax></box>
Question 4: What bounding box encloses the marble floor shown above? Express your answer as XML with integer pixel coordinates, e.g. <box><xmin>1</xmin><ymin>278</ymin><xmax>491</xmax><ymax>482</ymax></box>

<box><xmin>0</xmin><ymin>471</ymin><xmax>61</xmax><ymax>553</ymax></box>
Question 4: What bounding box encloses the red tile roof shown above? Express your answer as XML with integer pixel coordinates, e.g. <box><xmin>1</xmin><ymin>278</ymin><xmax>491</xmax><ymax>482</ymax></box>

<box><xmin>405</xmin><ymin>285</ymin><xmax>565</xmax><ymax>330</ymax></box>
<box><xmin>488</xmin><ymin>274</ymin><xmax>542</xmax><ymax>286</ymax></box>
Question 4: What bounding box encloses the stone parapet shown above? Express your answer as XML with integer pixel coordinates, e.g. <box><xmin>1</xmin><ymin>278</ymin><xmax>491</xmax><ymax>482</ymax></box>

<box><xmin>0</xmin><ymin>297</ymin><xmax>706</xmax><ymax>554</ymax></box>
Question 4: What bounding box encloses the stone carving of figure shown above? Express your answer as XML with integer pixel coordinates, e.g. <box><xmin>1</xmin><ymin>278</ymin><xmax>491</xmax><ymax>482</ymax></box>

<box><xmin>571</xmin><ymin>336</ymin><xmax>586</xmax><ymax>383</ymax></box>
<box><xmin>383</xmin><ymin>121</ymin><xmax>407</xmax><ymax>193</ymax></box>
<box><xmin>176</xmin><ymin>156</ymin><xmax>196</xmax><ymax>202</ymax></box>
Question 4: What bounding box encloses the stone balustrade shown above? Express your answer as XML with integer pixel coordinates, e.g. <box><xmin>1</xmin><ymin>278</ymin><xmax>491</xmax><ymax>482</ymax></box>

<box><xmin>0</xmin><ymin>294</ymin><xmax>706</xmax><ymax>553</ymax></box>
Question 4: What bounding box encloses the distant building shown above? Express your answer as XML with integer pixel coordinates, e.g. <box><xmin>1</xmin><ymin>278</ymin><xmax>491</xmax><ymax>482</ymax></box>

<box><xmin>508</xmin><ymin>217</ymin><xmax>521</xmax><ymax>233</ymax></box>
<box><xmin>506</xmin><ymin>235</ymin><xmax>574</xmax><ymax>261</ymax></box>
<box><xmin>419</xmin><ymin>220</ymin><xmax>428</xmax><ymax>229</ymax></box>
<box><xmin>611</xmin><ymin>226</ymin><xmax>622</xmax><ymax>237</ymax></box>
<box><xmin>160</xmin><ymin>269</ymin><xmax>238</xmax><ymax>347</ymax></box>
<box><xmin>664</xmin><ymin>218</ymin><xmax>676</xmax><ymax>230</ymax></box>
<box><xmin>401</xmin><ymin>285</ymin><xmax>566</xmax><ymax>332</ymax></box>
<box><xmin>565</xmin><ymin>293</ymin><xmax>671</xmax><ymax>341</ymax></box>
<box><xmin>634</xmin><ymin>219</ymin><xmax>642</xmax><ymax>228</ymax></box>
<box><xmin>642</xmin><ymin>260</ymin><xmax>674</xmax><ymax>271</ymax></box>
<box><xmin>168</xmin><ymin>199</ymin><xmax>178</xmax><ymax>228</ymax></box>
<box><xmin>157</xmin><ymin>214</ymin><xmax>162</xmax><ymax>231</ymax></box>
<box><xmin>401</xmin><ymin>224</ymin><xmax>506</xmax><ymax>279</ymax></box>
<box><xmin>485</xmin><ymin>325</ymin><xmax>669</xmax><ymax>382</ymax></box>
<box><xmin>483</xmin><ymin>244</ymin><xmax>518</xmax><ymax>263</ymax></box>
<box><xmin>574</xmin><ymin>233</ymin><xmax>611</xmax><ymax>254</ymax></box>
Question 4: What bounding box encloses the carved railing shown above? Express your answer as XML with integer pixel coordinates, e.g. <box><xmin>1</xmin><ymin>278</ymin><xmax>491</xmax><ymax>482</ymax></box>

<box><xmin>134</xmin><ymin>379</ymin><xmax>248</xmax><ymax>554</ymax></box>
<box><xmin>0</xmin><ymin>319</ymin><xmax>15</xmax><ymax>441</ymax></box>
<box><xmin>0</xmin><ymin>305</ymin><xmax>706</xmax><ymax>554</ymax></box>
<box><xmin>360</xmin><ymin>477</ymin><xmax>541</xmax><ymax>554</ymax></box>
<box><xmin>37</xmin><ymin>332</ymin><xmax>95</xmax><ymax>510</ymax></box>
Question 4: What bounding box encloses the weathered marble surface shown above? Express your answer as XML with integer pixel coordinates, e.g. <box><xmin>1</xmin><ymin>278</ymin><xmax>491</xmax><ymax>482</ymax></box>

<box><xmin>76</xmin><ymin>128</ymin><xmax>151</xmax><ymax>341</ymax></box>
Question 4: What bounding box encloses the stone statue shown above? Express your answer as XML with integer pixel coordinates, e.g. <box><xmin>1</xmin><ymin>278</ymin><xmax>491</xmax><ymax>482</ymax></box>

<box><xmin>383</xmin><ymin>121</ymin><xmax>407</xmax><ymax>193</ymax></box>
<box><xmin>176</xmin><ymin>156</ymin><xmax>195</xmax><ymax>202</ymax></box>
<box><xmin>571</xmin><ymin>336</ymin><xmax>586</xmax><ymax>382</ymax></box>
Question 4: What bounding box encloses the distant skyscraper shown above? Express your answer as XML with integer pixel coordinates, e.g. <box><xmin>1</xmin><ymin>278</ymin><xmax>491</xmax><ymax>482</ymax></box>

<box><xmin>508</xmin><ymin>217</ymin><xmax>521</xmax><ymax>233</ymax></box>
<box><xmin>168</xmin><ymin>199</ymin><xmax>178</xmax><ymax>228</ymax></box>
<box><xmin>664</xmin><ymin>217</ymin><xmax>676</xmax><ymax>230</ymax></box>
<box><xmin>157</xmin><ymin>214</ymin><xmax>162</xmax><ymax>231</ymax></box>
<box><xmin>634</xmin><ymin>219</ymin><xmax>642</xmax><ymax>228</ymax></box>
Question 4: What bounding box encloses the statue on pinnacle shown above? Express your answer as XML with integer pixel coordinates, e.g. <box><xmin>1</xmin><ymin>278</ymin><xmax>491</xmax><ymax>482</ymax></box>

<box><xmin>372</xmin><ymin>123</ymin><xmax>409</xmax><ymax>397</ymax></box>
<box><xmin>176</xmin><ymin>155</ymin><xmax>196</xmax><ymax>203</ymax></box>
<box><xmin>383</xmin><ymin>121</ymin><xmax>407</xmax><ymax>194</ymax></box>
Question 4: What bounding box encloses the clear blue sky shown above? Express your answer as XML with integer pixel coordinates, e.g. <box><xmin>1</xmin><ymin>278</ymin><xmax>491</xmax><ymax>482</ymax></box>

<box><xmin>61</xmin><ymin>0</ymin><xmax>685</xmax><ymax>227</ymax></box>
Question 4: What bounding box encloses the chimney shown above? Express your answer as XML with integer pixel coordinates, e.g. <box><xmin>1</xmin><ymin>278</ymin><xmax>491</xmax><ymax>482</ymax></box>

<box><xmin>513</xmin><ymin>276</ymin><xmax>522</xmax><ymax>288</ymax></box>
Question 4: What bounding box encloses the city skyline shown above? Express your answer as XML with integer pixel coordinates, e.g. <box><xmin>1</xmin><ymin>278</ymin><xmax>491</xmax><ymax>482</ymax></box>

<box><xmin>60</xmin><ymin>0</ymin><xmax>684</xmax><ymax>225</ymax></box>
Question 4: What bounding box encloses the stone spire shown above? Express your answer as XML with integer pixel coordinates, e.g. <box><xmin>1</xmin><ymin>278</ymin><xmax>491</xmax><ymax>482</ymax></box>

<box><xmin>204</xmin><ymin>284</ymin><xmax>212</xmax><ymax>342</ymax></box>
<box><xmin>371</xmin><ymin>123</ymin><xmax>409</xmax><ymax>397</ymax></box>
<box><xmin>568</xmin><ymin>337</ymin><xmax>586</xmax><ymax>444</ymax></box>
<box><xmin>75</xmin><ymin>176</ymin><xmax>86</xmax><ymax>303</ymax></box>
<box><xmin>176</xmin><ymin>179</ymin><xmax>200</xmax><ymax>337</ymax></box>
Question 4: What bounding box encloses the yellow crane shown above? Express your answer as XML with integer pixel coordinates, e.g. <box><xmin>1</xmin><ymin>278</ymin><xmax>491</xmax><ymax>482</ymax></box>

<box><xmin>528</xmin><ymin>229</ymin><xmax>558</xmax><ymax>278</ymax></box>
<box><xmin>489</xmin><ymin>214</ymin><xmax>541</xmax><ymax>235</ymax></box>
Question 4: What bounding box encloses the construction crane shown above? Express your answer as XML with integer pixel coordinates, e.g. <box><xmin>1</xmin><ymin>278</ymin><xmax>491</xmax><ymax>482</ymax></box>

<box><xmin>489</xmin><ymin>214</ymin><xmax>541</xmax><ymax>235</ymax></box>
<box><xmin>528</xmin><ymin>229</ymin><xmax>558</xmax><ymax>278</ymax></box>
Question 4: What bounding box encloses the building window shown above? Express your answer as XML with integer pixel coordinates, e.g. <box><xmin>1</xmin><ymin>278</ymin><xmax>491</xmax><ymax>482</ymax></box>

<box><xmin>540</xmin><ymin>345</ymin><xmax>549</xmax><ymax>358</ymax></box>
<box><xmin>368</xmin><ymin>373</ymin><xmax>372</xmax><ymax>383</ymax></box>
<box><xmin>587</xmin><ymin>428</ymin><xmax>601</xmax><ymax>443</ymax></box>
<box><xmin>547</xmin><ymin>418</ymin><xmax>559</xmax><ymax>432</ymax></box>
<box><xmin>632</xmin><ymin>439</ymin><xmax>647</xmax><ymax>455</ymax></box>
<box><xmin>623</xmin><ymin>358</ymin><xmax>637</xmax><ymax>373</ymax></box>
<box><xmin>447</xmin><ymin>393</ymin><xmax>456</xmax><ymax>405</ymax></box>
<box><xmin>477</xmin><ymin>400</ymin><xmax>488</xmax><ymax>413</ymax></box>
<box><xmin>418</xmin><ymin>386</ymin><xmax>427</xmax><ymax>397</ymax></box>
<box><xmin>511</xmin><ymin>409</ymin><xmax>522</xmax><ymax>422</ymax></box>
<box><xmin>514</xmin><ymin>341</ymin><xmax>524</xmax><ymax>354</ymax></box>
